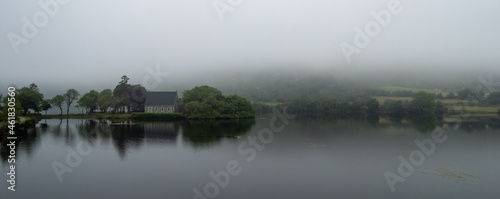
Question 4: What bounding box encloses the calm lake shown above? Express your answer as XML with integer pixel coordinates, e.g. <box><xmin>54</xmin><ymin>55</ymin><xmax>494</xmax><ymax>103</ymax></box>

<box><xmin>1</xmin><ymin>115</ymin><xmax>500</xmax><ymax>198</ymax></box>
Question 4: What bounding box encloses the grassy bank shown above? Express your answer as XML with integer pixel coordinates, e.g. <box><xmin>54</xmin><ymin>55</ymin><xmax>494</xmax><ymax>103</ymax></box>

<box><xmin>39</xmin><ymin>113</ymin><xmax>184</xmax><ymax>121</ymax></box>
<box><xmin>39</xmin><ymin>113</ymin><xmax>132</xmax><ymax>120</ymax></box>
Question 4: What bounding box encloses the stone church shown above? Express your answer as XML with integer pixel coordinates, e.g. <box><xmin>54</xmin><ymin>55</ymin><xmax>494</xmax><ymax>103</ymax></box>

<box><xmin>144</xmin><ymin>91</ymin><xmax>179</xmax><ymax>113</ymax></box>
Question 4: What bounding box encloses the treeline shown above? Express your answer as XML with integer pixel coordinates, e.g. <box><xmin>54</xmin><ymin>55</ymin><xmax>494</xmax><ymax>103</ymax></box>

<box><xmin>73</xmin><ymin>75</ymin><xmax>147</xmax><ymax>114</ymax></box>
<box><xmin>214</xmin><ymin>71</ymin><xmax>499</xmax><ymax>107</ymax></box>
<box><xmin>369</xmin><ymin>87</ymin><xmax>500</xmax><ymax>104</ymax></box>
<box><xmin>286</xmin><ymin>92</ymin><xmax>446</xmax><ymax>120</ymax></box>
<box><xmin>0</xmin><ymin>75</ymin><xmax>146</xmax><ymax>117</ymax></box>
<box><xmin>0</xmin><ymin>77</ymin><xmax>256</xmax><ymax>120</ymax></box>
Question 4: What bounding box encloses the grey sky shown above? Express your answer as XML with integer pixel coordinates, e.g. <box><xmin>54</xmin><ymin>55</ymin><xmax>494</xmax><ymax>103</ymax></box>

<box><xmin>1</xmin><ymin>0</ymin><xmax>500</xmax><ymax>96</ymax></box>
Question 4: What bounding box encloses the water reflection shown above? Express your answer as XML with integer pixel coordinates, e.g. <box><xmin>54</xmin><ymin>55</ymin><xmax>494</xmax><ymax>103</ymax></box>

<box><xmin>1</xmin><ymin>127</ymin><xmax>39</xmax><ymax>163</ymax></box>
<box><xmin>182</xmin><ymin>119</ymin><xmax>255</xmax><ymax>148</ymax></box>
<box><xmin>2</xmin><ymin>117</ymin><xmax>499</xmax><ymax>163</ymax></box>
<box><xmin>410</xmin><ymin>118</ymin><xmax>437</xmax><ymax>133</ymax></box>
<box><xmin>111</xmin><ymin>123</ymin><xmax>145</xmax><ymax>159</ymax></box>
<box><xmin>143</xmin><ymin>122</ymin><xmax>179</xmax><ymax>143</ymax></box>
<box><xmin>366</xmin><ymin>114</ymin><xmax>380</xmax><ymax>126</ymax></box>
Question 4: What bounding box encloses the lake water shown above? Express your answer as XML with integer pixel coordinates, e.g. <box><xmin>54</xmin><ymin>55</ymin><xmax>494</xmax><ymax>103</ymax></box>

<box><xmin>1</xmin><ymin>115</ymin><xmax>500</xmax><ymax>199</ymax></box>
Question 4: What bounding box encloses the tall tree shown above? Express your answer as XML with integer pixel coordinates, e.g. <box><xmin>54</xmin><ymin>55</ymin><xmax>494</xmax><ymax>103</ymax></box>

<box><xmin>41</xmin><ymin>99</ymin><xmax>52</xmax><ymax>115</ymax></box>
<box><xmin>408</xmin><ymin>91</ymin><xmax>436</xmax><ymax>119</ymax></box>
<box><xmin>127</xmin><ymin>85</ymin><xmax>147</xmax><ymax>112</ymax></box>
<box><xmin>78</xmin><ymin>90</ymin><xmax>99</xmax><ymax>113</ymax></box>
<box><xmin>64</xmin><ymin>89</ymin><xmax>80</xmax><ymax>115</ymax></box>
<box><xmin>113</xmin><ymin>75</ymin><xmax>130</xmax><ymax>113</ymax></box>
<box><xmin>366</xmin><ymin>98</ymin><xmax>380</xmax><ymax>115</ymax></box>
<box><xmin>98</xmin><ymin>89</ymin><xmax>113</xmax><ymax>113</ymax></box>
<box><xmin>50</xmin><ymin>95</ymin><xmax>65</xmax><ymax>115</ymax></box>
<box><xmin>18</xmin><ymin>83</ymin><xmax>44</xmax><ymax>115</ymax></box>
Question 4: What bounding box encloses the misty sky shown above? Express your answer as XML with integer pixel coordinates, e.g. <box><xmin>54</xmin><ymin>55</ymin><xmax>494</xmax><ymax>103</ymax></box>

<box><xmin>1</xmin><ymin>0</ymin><xmax>500</xmax><ymax>96</ymax></box>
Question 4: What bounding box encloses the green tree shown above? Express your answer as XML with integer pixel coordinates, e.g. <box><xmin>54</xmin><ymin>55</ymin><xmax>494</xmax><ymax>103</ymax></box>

<box><xmin>225</xmin><ymin>95</ymin><xmax>255</xmax><ymax>118</ymax></box>
<box><xmin>181</xmin><ymin>86</ymin><xmax>254</xmax><ymax>119</ymax></box>
<box><xmin>50</xmin><ymin>95</ymin><xmax>65</xmax><ymax>115</ymax></box>
<box><xmin>181</xmin><ymin>85</ymin><xmax>224</xmax><ymax>104</ymax></box>
<box><xmin>486</xmin><ymin>91</ymin><xmax>500</xmax><ymax>105</ymax></box>
<box><xmin>113</xmin><ymin>75</ymin><xmax>130</xmax><ymax>113</ymax></box>
<box><xmin>41</xmin><ymin>99</ymin><xmax>52</xmax><ymax>115</ymax></box>
<box><xmin>313</xmin><ymin>97</ymin><xmax>339</xmax><ymax>117</ymax></box>
<box><xmin>127</xmin><ymin>85</ymin><xmax>147</xmax><ymax>112</ymax></box>
<box><xmin>457</xmin><ymin>88</ymin><xmax>472</xmax><ymax>100</ymax></box>
<box><xmin>184</xmin><ymin>101</ymin><xmax>215</xmax><ymax>119</ymax></box>
<box><xmin>64</xmin><ymin>89</ymin><xmax>80</xmax><ymax>115</ymax></box>
<box><xmin>435</xmin><ymin>100</ymin><xmax>446</xmax><ymax>120</ymax></box>
<box><xmin>388</xmin><ymin>100</ymin><xmax>405</xmax><ymax>121</ymax></box>
<box><xmin>445</xmin><ymin>92</ymin><xmax>456</xmax><ymax>99</ymax></box>
<box><xmin>366</xmin><ymin>98</ymin><xmax>379</xmax><ymax>115</ymax></box>
<box><xmin>78</xmin><ymin>90</ymin><xmax>99</xmax><ymax>113</ymax></box>
<box><xmin>98</xmin><ymin>89</ymin><xmax>113</xmax><ymax>113</ymax></box>
<box><xmin>1</xmin><ymin>93</ymin><xmax>22</xmax><ymax>122</ymax></box>
<box><xmin>349</xmin><ymin>101</ymin><xmax>365</xmax><ymax>116</ymax></box>
<box><xmin>17</xmin><ymin>83</ymin><xmax>44</xmax><ymax>115</ymax></box>
<box><xmin>408</xmin><ymin>91</ymin><xmax>436</xmax><ymax>120</ymax></box>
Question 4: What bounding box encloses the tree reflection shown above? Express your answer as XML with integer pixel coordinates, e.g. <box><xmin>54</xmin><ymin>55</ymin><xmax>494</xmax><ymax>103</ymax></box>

<box><xmin>366</xmin><ymin>113</ymin><xmax>379</xmax><ymax>126</ymax></box>
<box><xmin>459</xmin><ymin>122</ymin><xmax>487</xmax><ymax>133</ymax></box>
<box><xmin>182</xmin><ymin>119</ymin><xmax>255</xmax><ymax>148</ymax></box>
<box><xmin>111</xmin><ymin>123</ymin><xmax>145</xmax><ymax>159</ymax></box>
<box><xmin>411</xmin><ymin>118</ymin><xmax>437</xmax><ymax>133</ymax></box>
<box><xmin>76</xmin><ymin>120</ymin><xmax>112</xmax><ymax>143</ymax></box>
<box><xmin>1</xmin><ymin>127</ymin><xmax>39</xmax><ymax>163</ymax></box>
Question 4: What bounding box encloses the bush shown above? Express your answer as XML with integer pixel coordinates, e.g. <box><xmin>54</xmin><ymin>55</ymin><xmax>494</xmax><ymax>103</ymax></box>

<box><xmin>181</xmin><ymin>86</ymin><xmax>255</xmax><ymax>119</ymax></box>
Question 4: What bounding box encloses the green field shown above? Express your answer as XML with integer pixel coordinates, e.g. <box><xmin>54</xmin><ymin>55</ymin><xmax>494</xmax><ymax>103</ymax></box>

<box><xmin>448</xmin><ymin>106</ymin><xmax>500</xmax><ymax>114</ymax></box>
<box><xmin>375</xmin><ymin>96</ymin><xmax>461</xmax><ymax>104</ymax></box>
<box><xmin>374</xmin><ymin>96</ymin><xmax>498</xmax><ymax>112</ymax></box>
<box><xmin>378</xmin><ymin>86</ymin><xmax>450</xmax><ymax>95</ymax></box>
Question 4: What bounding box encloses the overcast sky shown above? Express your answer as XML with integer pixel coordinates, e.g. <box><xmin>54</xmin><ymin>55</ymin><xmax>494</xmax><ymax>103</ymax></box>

<box><xmin>1</xmin><ymin>0</ymin><xmax>500</xmax><ymax>96</ymax></box>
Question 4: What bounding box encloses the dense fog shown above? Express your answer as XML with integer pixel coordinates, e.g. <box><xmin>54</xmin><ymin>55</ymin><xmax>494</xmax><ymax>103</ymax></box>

<box><xmin>1</xmin><ymin>0</ymin><xmax>499</xmax><ymax>97</ymax></box>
